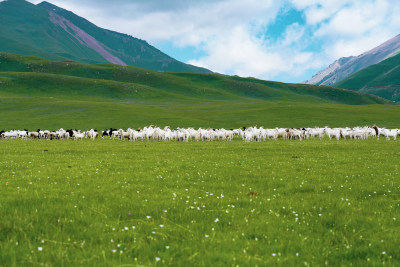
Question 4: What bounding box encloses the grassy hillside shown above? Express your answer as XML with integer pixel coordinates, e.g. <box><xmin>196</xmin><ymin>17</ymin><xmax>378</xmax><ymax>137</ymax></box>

<box><xmin>0</xmin><ymin>53</ymin><xmax>390</xmax><ymax>104</ymax></box>
<box><xmin>0</xmin><ymin>0</ymin><xmax>210</xmax><ymax>73</ymax></box>
<box><xmin>0</xmin><ymin>0</ymin><xmax>108</xmax><ymax>63</ymax></box>
<box><xmin>337</xmin><ymin>53</ymin><xmax>400</xmax><ymax>102</ymax></box>
<box><xmin>1</xmin><ymin>52</ymin><xmax>399</xmax><ymax>130</ymax></box>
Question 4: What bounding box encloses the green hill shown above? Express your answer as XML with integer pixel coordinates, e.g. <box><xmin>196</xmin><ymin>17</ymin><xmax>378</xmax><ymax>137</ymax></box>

<box><xmin>0</xmin><ymin>0</ymin><xmax>210</xmax><ymax>73</ymax></box>
<box><xmin>336</xmin><ymin>53</ymin><xmax>400</xmax><ymax>102</ymax></box>
<box><xmin>0</xmin><ymin>52</ymin><xmax>390</xmax><ymax>104</ymax></box>
<box><xmin>1</xmin><ymin>52</ymin><xmax>399</xmax><ymax>130</ymax></box>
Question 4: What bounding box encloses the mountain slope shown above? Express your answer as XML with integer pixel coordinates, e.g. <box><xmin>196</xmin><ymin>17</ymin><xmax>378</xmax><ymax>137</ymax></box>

<box><xmin>0</xmin><ymin>0</ymin><xmax>210</xmax><ymax>73</ymax></box>
<box><xmin>305</xmin><ymin>57</ymin><xmax>353</xmax><ymax>85</ymax></box>
<box><xmin>305</xmin><ymin>34</ymin><xmax>400</xmax><ymax>86</ymax></box>
<box><xmin>0</xmin><ymin>0</ymin><xmax>106</xmax><ymax>63</ymax></box>
<box><xmin>336</xmin><ymin>52</ymin><xmax>400</xmax><ymax>102</ymax></box>
<box><xmin>0</xmin><ymin>52</ymin><xmax>391</xmax><ymax>105</ymax></box>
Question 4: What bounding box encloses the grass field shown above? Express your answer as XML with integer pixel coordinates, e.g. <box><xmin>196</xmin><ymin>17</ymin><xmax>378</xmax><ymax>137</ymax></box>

<box><xmin>2</xmin><ymin>93</ymin><xmax>400</xmax><ymax>130</ymax></box>
<box><xmin>2</xmin><ymin>52</ymin><xmax>400</xmax><ymax>131</ymax></box>
<box><xmin>1</xmin><ymin>139</ymin><xmax>400</xmax><ymax>266</ymax></box>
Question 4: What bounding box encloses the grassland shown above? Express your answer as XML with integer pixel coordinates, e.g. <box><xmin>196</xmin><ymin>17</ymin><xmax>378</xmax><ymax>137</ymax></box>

<box><xmin>2</xmin><ymin>93</ymin><xmax>400</xmax><ymax>131</ymax></box>
<box><xmin>1</xmin><ymin>139</ymin><xmax>400</xmax><ymax>266</ymax></box>
<box><xmin>1</xmin><ymin>52</ymin><xmax>400</xmax><ymax>131</ymax></box>
<box><xmin>1</xmin><ymin>52</ymin><xmax>400</xmax><ymax>266</ymax></box>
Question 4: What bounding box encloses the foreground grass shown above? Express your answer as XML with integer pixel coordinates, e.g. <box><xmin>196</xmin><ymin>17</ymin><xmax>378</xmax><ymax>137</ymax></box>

<box><xmin>1</xmin><ymin>139</ymin><xmax>400</xmax><ymax>266</ymax></box>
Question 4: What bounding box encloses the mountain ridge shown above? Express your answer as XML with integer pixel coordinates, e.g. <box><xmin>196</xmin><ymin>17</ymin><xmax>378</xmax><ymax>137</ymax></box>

<box><xmin>305</xmin><ymin>34</ymin><xmax>400</xmax><ymax>86</ymax></box>
<box><xmin>0</xmin><ymin>0</ymin><xmax>211</xmax><ymax>73</ymax></box>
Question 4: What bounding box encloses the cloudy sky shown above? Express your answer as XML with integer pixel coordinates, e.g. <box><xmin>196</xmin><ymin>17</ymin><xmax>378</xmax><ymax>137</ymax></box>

<box><xmin>27</xmin><ymin>0</ymin><xmax>400</xmax><ymax>82</ymax></box>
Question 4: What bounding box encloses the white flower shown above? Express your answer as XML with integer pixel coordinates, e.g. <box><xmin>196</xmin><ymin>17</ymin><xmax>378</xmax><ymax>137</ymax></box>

<box><xmin>38</xmin><ymin>247</ymin><xmax>43</xmax><ymax>251</ymax></box>
<box><xmin>272</xmin><ymin>253</ymin><xmax>276</xmax><ymax>256</ymax></box>
<box><xmin>112</xmin><ymin>249</ymin><xmax>117</xmax><ymax>253</ymax></box>
<box><xmin>146</xmin><ymin>216</ymin><xmax>151</xmax><ymax>219</ymax></box>
<box><xmin>214</xmin><ymin>218</ymin><xmax>219</xmax><ymax>223</ymax></box>
<box><xmin>155</xmin><ymin>257</ymin><xmax>161</xmax><ymax>261</ymax></box>
<box><xmin>160</xmin><ymin>224</ymin><xmax>164</xmax><ymax>228</ymax></box>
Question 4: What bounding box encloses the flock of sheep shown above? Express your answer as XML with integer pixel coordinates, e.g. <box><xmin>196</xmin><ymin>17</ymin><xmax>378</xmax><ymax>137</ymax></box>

<box><xmin>0</xmin><ymin>125</ymin><xmax>399</xmax><ymax>141</ymax></box>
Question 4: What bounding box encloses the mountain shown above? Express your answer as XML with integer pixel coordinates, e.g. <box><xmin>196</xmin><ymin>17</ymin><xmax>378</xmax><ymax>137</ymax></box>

<box><xmin>0</xmin><ymin>0</ymin><xmax>210</xmax><ymax>73</ymax></box>
<box><xmin>336</xmin><ymin>52</ymin><xmax>400</xmax><ymax>102</ymax></box>
<box><xmin>305</xmin><ymin>56</ymin><xmax>353</xmax><ymax>85</ymax></box>
<box><xmin>305</xmin><ymin>34</ymin><xmax>400</xmax><ymax>86</ymax></box>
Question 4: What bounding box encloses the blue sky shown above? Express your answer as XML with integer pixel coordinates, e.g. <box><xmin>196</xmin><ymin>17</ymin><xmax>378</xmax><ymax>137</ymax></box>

<box><xmin>27</xmin><ymin>0</ymin><xmax>400</xmax><ymax>83</ymax></box>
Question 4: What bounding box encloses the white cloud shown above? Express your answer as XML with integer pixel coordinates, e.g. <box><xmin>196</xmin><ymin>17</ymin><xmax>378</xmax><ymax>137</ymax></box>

<box><xmin>315</xmin><ymin>1</ymin><xmax>388</xmax><ymax>37</ymax></box>
<box><xmin>310</xmin><ymin>0</ymin><xmax>399</xmax><ymax>59</ymax></box>
<box><xmin>281</xmin><ymin>23</ymin><xmax>305</xmax><ymax>47</ymax></box>
<box><xmin>291</xmin><ymin>0</ymin><xmax>353</xmax><ymax>25</ymax></box>
<box><xmin>189</xmin><ymin>27</ymin><xmax>285</xmax><ymax>78</ymax></box>
<box><xmin>189</xmin><ymin>25</ymin><xmax>319</xmax><ymax>81</ymax></box>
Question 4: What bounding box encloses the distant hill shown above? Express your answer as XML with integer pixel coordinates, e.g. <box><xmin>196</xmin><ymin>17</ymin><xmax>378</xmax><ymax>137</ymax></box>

<box><xmin>336</xmin><ymin>53</ymin><xmax>400</xmax><ymax>102</ymax></box>
<box><xmin>0</xmin><ymin>52</ymin><xmax>390</xmax><ymax>105</ymax></box>
<box><xmin>0</xmin><ymin>0</ymin><xmax>210</xmax><ymax>73</ymax></box>
<box><xmin>305</xmin><ymin>34</ymin><xmax>400</xmax><ymax>86</ymax></box>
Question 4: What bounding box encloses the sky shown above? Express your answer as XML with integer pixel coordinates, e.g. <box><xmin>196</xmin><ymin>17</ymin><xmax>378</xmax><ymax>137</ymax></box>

<box><xmin>26</xmin><ymin>0</ymin><xmax>400</xmax><ymax>83</ymax></box>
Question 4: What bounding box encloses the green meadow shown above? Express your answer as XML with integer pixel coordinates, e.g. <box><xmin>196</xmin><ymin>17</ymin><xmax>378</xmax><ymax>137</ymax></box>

<box><xmin>1</xmin><ymin>139</ymin><xmax>400</xmax><ymax>266</ymax></box>
<box><xmin>1</xmin><ymin>94</ymin><xmax>400</xmax><ymax>130</ymax></box>
<box><xmin>1</xmin><ymin>52</ymin><xmax>400</xmax><ymax>266</ymax></box>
